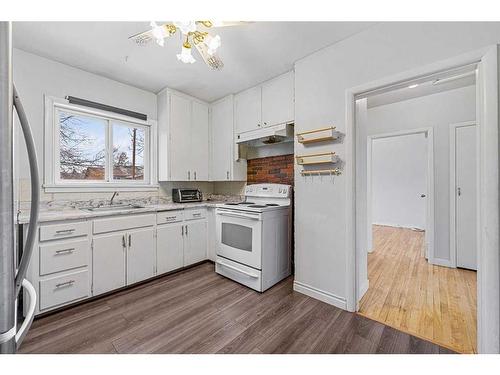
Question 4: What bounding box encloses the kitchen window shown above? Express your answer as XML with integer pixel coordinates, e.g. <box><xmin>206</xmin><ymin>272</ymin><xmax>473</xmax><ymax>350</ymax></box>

<box><xmin>44</xmin><ymin>96</ymin><xmax>158</xmax><ymax>192</ymax></box>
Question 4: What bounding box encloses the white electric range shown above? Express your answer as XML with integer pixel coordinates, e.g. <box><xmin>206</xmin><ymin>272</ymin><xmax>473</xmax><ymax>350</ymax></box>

<box><xmin>215</xmin><ymin>183</ymin><xmax>292</xmax><ymax>292</ymax></box>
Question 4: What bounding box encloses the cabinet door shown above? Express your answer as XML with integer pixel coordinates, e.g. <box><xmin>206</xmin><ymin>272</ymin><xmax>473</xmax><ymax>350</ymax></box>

<box><xmin>210</xmin><ymin>96</ymin><xmax>233</xmax><ymax>181</ymax></box>
<box><xmin>261</xmin><ymin>71</ymin><xmax>294</xmax><ymax>127</ymax></box>
<box><xmin>234</xmin><ymin>86</ymin><xmax>261</xmax><ymax>134</ymax></box>
<box><xmin>191</xmin><ymin>101</ymin><xmax>209</xmax><ymax>181</ymax></box>
<box><xmin>127</xmin><ymin>227</ymin><xmax>155</xmax><ymax>285</ymax></box>
<box><xmin>184</xmin><ymin>220</ymin><xmax>208</xmax><ymax>266</ymax></box>
<box><xmin>169</xmin><ymin>93</ymin><xmax>192</xmax><ymax>181</ymax></box>
<box><xmin>93</xmin><ymin>232</ymin><xmax>126</xmax><ymax>296</ymax></box>
<box><xmin>157</xmin><ymin>223</ymin><xmax>184</xmax><ymax>274</ymax></box>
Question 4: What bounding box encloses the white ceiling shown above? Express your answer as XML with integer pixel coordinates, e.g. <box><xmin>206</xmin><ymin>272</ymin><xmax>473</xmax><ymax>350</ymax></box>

<box><xmin>12</xmin><ymin>21</ymin><xmax>375</xmax><ymax>102</ymax></box>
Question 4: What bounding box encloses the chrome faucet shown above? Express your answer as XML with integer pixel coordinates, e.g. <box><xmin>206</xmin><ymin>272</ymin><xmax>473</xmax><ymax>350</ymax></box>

<box><xmin>110</xmin><ymin>191</ymin><xmax>119</xmax><ymax>205</ymax></box>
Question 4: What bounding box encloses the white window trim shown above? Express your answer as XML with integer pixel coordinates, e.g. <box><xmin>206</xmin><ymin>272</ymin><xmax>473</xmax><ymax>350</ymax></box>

<box><xmin>44</xmin><ymin>95</ymin><xmax>158</xmax><ymax>193</ymax></box>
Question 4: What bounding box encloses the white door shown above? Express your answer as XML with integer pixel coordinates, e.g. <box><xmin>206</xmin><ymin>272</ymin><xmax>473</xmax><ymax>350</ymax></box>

<box><xmin>92</xmin><ymin>232</ymin><xmax>126</xmax><ymax>295</ymax></box>
<box><xmin>455</xmin><ymin>124</ymin><xmax>477</xmax><ymax>270</ymax></box>
<box><xmin>191</xmin><ymin>101</ymin><xmax>209</xmax><ymax>181</ymax></box>
<box><xmin>184</xmin><ymin>220</ymin><xmax>208</xmax><ymax>266</ymax></box>
<box><xmin>157</xmin><ymin>223</ymin><xmax>184</xmax><ymax>274</ymax></box>
<box><xmin>210</xmin><ymin>96</ymin><xmax>233</xmax><ymax>181</ymax></box>
<box><xmin>126</xmin><ymin>227</ymin><xmax>155</xmax><ymax>285</ymax></box>
<box><xmin>261</xmin><ymin>71</ymin><xmax>294</xmax><ymax>127</ymax></box>
<box><xmin>234</xmin><ymin>86</ymin><xmax>261</xmax><ymax>134</ymax></box>
<box><xmin>169</xmin><ymin>93</ymin><xmax>192</xmax><ymax>181</ymax></box>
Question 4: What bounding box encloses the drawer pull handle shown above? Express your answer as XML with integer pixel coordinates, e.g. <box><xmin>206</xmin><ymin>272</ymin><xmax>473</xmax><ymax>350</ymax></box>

<box><xmin>166</xmin><ymin>216</ymin><xmax>176</xmax><ymax>220</ymax></box>
<box><xmin>55</xmin><ymin>248</ymin><xmax>75</xmax><ymax>255</ymax></box>
<box><xmin>193</xmin><ymin>213</ymin><xmax>201</xmax><ymax>217</ymax></box>
<box><xmin>55</xmin><ymin>280</ymin><xmax>75</xmax><ymax>288</ymax></box>
<box><xmin>55</xmin><ymin>229</ymin><xmax>75</xmax><ymax>234</ymax></box>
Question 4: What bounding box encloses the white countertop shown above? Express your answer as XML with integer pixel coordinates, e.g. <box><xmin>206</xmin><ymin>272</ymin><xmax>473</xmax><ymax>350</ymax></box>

<box><xmin>17</xmin><ymin>200</ymin><xmax>231</xmax><ymax>224</ymax></box>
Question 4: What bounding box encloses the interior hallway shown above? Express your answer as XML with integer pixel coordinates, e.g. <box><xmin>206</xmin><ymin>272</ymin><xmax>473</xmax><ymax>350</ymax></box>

<box><xmin>358</xmin><ymin>225</ymin><xmax>477</xmax><ymax>353</ymax></box>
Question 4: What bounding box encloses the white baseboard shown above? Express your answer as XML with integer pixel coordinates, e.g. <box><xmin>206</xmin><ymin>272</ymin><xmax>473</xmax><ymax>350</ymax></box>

<box><xmin>372</xmin><ymin>222</ymin><xmax>425</xmax><ymax>231</ymax></box>
<box><xmin>429</xmin><ymin>257</ymin><xmax>455</xmax><ymax>268</ymax></box>
<box><xmin>293</xmin><ymin>280</ymin><xmax>347</xmax><ymax>310</ymax></box>
<box><xmin>358</xmin><ymin>279</ymin><xmax>369</xmax><ymax>301</ymax></box>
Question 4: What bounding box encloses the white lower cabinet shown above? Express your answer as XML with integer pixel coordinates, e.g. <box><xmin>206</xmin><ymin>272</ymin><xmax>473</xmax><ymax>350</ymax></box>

<box><xmin>184</xmin><ymin>220</ymin><xmax>208</xmax><ymax>266</ymax></box>
<box><xmin>126</xmin><ymin>227</ymin><xmax>156</xmax><ymax>285</ymax></box>
<box><xmin>157</xmin><ymin>222</ymin><xmax>184</xmax><ymax>274</ymax></box>
<box><xmin>157</xmin><ymin>211</ymin><xmax>208</xmax><ymax>273</ymax></box>
<box><xmin>92</xmin><ymin>232</ymin><xmax>127</xmax><ymax>296</ymax></box>
<box><xmin>27</xmin><ymin>210</ymin><xmax>210</xmax><ymax>316</ymax></box>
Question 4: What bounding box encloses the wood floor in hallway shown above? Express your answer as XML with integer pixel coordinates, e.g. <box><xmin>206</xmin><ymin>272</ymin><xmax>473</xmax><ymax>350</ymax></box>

<box><xmin>358</xmin><ymin>225</ymin><xmax>477</xmax><ymax>353</ymax></box>
<box><xmin>20</xmin><ymin>262</ymin><xmax>454</xmax><ymax>354</ymax></box>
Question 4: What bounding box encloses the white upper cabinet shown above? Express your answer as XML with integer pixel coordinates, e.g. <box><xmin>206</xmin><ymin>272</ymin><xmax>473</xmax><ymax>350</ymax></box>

<box><xmin>169</xmin><ymin>93</ymin><xmax>192</xmax><ymax>181</ymax></box>
<box><xmin>261</xmin><ymin>71</ymin><xmax>294</xmax><ymax>127</ymax></box>
<box><xmin>157</xmin><ymin>89</ymin><xmax>210</xmax><ymax>181</ymax></box>
<box><xmin>210</xmin><ymin>95</ymin><xmax>247</xmax><ymax>181</ymax></box>
<box><xmin>234</xmin><ymin>71</ymin><xmax>294</xmax><ymax>135</ymax></box>
<box><xmin>234</xmin><ymin>85</ymin><xmax>262</xmax><ymax>133</ymax></box>
<box><xmin>191</xmin><ymin>101</ymin><xmax>209</xmax><ymax>181</ymax></box>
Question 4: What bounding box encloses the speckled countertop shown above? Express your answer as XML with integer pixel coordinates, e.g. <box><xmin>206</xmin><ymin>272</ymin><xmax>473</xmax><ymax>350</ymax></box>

<box><xmin>17</xmin><ymin>195</ymin><xmax>242</xmax><ymax>224</ymax></box>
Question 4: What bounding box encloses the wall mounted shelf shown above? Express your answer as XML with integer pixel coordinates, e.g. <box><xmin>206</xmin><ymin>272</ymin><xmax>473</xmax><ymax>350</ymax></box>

<box><xmin>297</xmin><ymin>126</ymin><xmax>340</xmax><ymax>144</ymax></box>
<box><xmin>295</xmin><ymin>152</ymin><xmax>339</xmax><ymax>165</ymax></box>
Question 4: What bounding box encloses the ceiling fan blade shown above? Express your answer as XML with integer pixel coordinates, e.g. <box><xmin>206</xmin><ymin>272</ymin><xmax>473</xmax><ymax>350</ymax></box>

<box><xmin>194</xmin><ymin>42</ymin><xmax>224</xmax><ymax>70</ymax></box>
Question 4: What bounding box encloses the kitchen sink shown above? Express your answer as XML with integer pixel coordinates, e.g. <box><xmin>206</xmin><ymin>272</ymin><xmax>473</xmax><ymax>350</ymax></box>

<box><xmin>80</xmin><ymin>204</ymin><xmax>145</xmax><ymax>212</ymax></box>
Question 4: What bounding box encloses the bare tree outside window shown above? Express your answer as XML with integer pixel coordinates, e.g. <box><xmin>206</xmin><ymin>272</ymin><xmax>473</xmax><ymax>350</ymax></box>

<box><xmin>59</xmin><ymin>112</ymin><xmax>106</xmax><ymax>180</ymax></box>
<box><xmin>112</xmin><ymin>123</ymin><xmax>145</xmax><ymax>180</ymax></box>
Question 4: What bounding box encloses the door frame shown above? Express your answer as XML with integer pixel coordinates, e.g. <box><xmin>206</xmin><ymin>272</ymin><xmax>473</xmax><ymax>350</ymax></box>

<box><xmin>367</xmin><ymin>128</ymin><xmax>434</xmax><ymax>262</ymax></box>
<box><xmin>344</xmin><ymin>45</ymin><xmax>500</xmax><ymax>353</ymax></box>
<box><xmin>449</xmin><ymin>120</ymin><xmax>477</xmax><ymax>269</ymax></box>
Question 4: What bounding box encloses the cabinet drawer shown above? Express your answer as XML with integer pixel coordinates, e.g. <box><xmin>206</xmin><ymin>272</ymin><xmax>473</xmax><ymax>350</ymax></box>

<box><xmin>157</xmin><ymin>210</ymin><xmax>184</xmax><ymax>224</ymax></box>
<box><xmin>93</xmin><ymin>214</ymin><xmax>155</xmax><ymax>234</ymax></box>
<box><xmin>39</xmin><ymin>269</ymin><xmax>89</xmax><ymax>311</ymax></box>
<box><xmin>184</xmin><ymin>208</ymin><xmax>206</xmax><ymax>221</ymax></box>
<box><xmin>39</xmin><ymin>221</ymin><xmax>89</xmax><ymax>242</ymax></box>
<box><xmin>39</xmin><ymin>239</ymin><xmax>89</xmax><ymax>276</ymax></box>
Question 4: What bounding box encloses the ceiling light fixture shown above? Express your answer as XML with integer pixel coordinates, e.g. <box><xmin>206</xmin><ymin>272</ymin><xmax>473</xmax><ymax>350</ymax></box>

<box><xmin>407</xmin><ymin>84</ymin><xmax>419</xmax><ymax>89</ymax></box>
<box><xmin>177</xmin><ymin>41</ymin><xmax>196</xmax><ymax>64</ymax></box>
<box><xmin>129</xmin><ymin>21</ymin><xmax>248</xmax><ymax>70</ymax></box>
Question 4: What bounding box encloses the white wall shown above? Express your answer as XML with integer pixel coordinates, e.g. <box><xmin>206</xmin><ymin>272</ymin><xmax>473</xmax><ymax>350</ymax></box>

<box><xmin>365</xmin><ymin>85</ymin><xmax>475</xmax><ymax>262</ymax></box>
<box><xmin>13</xmin><ymin>49</ymin><xmax>243</xmax><ymax>202</ymax></box>
<box><xmin>371</xmin><ymin>133</ymin><xmax>427</xmax><ymax>229</ymax></box>
<box><xmin>293</xmin><ymin>22</ymin><xmax>500</xmax><ymax>313</ymax></box>
<box><xmin>13</xmin><ymin>48</ymin><xmax>157</xmax><ymax>201</ymax></box>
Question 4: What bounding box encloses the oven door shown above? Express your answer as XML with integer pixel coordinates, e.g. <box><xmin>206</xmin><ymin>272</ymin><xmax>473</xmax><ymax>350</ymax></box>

<box><xmin>215</xmin><ymin>208</ymin><xmax>262</xmax><ymax>270</ymax></box>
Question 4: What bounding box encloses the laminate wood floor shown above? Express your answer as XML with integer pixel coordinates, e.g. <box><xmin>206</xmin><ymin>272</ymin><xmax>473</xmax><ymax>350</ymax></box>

<box><xmin>359</xmin><ymin>225</ymin><xmax>477</xmax><ymax>354</ymax></box>
<box><xmin>20</xmin><ymin>262</ymin><xmax>454</xmax><ymax>354</ymax></box>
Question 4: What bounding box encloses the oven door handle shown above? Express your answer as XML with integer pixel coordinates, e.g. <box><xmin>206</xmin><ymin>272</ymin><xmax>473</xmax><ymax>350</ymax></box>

<box><xmin>216</xmin><ymin>260</ymin><xmax>259</xmax><ymax>278</ymax></box>
<box><xmin>216</xmin><ymin>210</ymin><xmax>261</xmax><ymax>220</ymax></box>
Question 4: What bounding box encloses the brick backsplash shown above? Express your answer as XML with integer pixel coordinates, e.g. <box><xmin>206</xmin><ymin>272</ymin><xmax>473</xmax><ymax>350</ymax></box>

<box><xmin>247</xmin><ymin>154</ymin><xmax>294</xmax><ymax>186</ymax></box>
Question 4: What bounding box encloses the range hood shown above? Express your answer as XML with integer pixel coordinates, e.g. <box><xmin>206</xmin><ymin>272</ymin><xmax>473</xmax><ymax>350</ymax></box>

<box><xmin>236</xmin><ymin>123</ymin><xmax>294</xmax><ymax>147</ymax></box>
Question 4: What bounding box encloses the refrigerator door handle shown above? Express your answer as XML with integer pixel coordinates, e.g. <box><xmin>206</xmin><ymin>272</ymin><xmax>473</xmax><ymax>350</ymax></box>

<box><xmin>15</xmin><ymin>279</ymin><xmax>36</xmax><ymax>348</ymax></box>
<box><xmin>13</xmin><ymin>85</ymin><xmax>40</xmax><ymax>297</ymax></box>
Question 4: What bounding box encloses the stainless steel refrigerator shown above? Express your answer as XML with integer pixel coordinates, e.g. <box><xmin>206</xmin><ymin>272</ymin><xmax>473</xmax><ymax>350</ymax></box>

<box><xmin>0</xmin><ymin>21</ymin><xmax>40</xmax><ymax>354</ymax></box>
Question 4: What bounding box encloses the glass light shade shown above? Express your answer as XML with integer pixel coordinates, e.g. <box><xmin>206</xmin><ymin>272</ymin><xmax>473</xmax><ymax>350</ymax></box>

<box><xmin>204</xmin><ymin>34</ymin><xmax>221</xmax><ymax>55</ymax></box>
<box><xmin>173</xmin><ymin>21</ymin><xmax>197</xmax><ymax>34</ymax></box>
<box><xmin>150</xmin><ymin>21</ymin><xmax>165</xmax><ymax>46</ymax></box>
<box><xmin>176</xmin><ymin>46</ymin><xmax>196</xmax><ymax>64</ymax></box>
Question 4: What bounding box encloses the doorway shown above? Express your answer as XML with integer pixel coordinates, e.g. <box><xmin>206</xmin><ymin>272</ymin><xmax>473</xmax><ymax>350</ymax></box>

<box><xmin>353</xmin><ymin>66</ymin><xmax>478</xmax><ymax>353</ymax></box>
